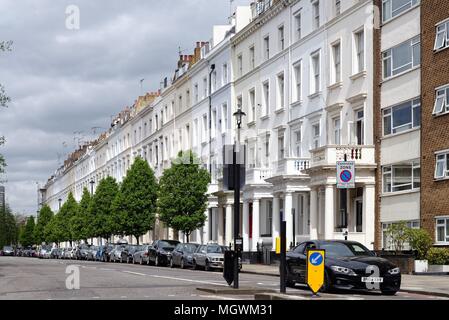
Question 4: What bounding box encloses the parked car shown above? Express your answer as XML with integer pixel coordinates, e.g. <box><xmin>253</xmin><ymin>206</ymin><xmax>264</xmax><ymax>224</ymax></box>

<box><xmin>61</xmin><ymin>247</ymin><xmax>72</xmax><ymax>259</ymax></box>
<box><xmin>192</xmin><ymin>243</ymin><xmax>239</xmax><ymax>271</ymax></box>
<box><xmin>86</xmin><ymin>246</ymin><xmax>99</xmax><ymax>261</ymax></box>
<box><xmin>110</xmin><ymin>244</ymin><xmax>128</xmax><ymax>263</ymax></box>
<box><xmin>148</xmin><ymin>240</ymin><xmax>180</xmax><ymax>266</ymax></box>
<box><xmin>121</xmin><ymin>245</ymin><xmax>139</xmax><ymax>264</ymax></box>
<box><xmin>50</xmin><ymin>247</ymin><xmax>62</xmax><ymax>259</ymax></box>
<box><xmin>98</xmin><ymin>244</ymin><xmax>114</xmax><ymax>262</ymax></box>
<box><xmin>169</xmin><ymin>243</ymin><xmax>200</xmax><ymax>269</ymax></box>
<box><xmin>1</xmin><ymin>246</ymin><xmax>15</xmax><ymax>256</ymax></box>
<box><xmin>132</xmin><ymin>245</ymin><xmax>151</xmax><ymax>265</ymax></box>
<box><xmin>285</xmin><ymin>240</ymin><xmax>401</xmax><ymax>295</ymax></box>
<box><xmin>74</xmin><ymin>244</ymin><xmax>91</xmax><ymax>260</ymax></box>
<box><xmin>38</xmin><ymin>245</ymin><xmax>52</xmax><ymax>259</ymax></box>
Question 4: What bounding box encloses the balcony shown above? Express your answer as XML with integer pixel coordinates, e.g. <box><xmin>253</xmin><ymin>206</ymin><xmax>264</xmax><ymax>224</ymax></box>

<box><xmin>274</xmin><ymin>158</ymin><xmax>310</xmax><ymax>176</ymax></box>
<box><xmin>250</xmin><ymin>0</ymin><xmax>273</xmax><ymax>19</ymax></box>
<box><xmin>246</xmin><ymin>167</ymin><xmax>272</xmax><ymax>184</ymax></box>
<box><xmin>310</xmin><ymin>145</ymin><xmax>375</xmax><ymax>169</ymax></box>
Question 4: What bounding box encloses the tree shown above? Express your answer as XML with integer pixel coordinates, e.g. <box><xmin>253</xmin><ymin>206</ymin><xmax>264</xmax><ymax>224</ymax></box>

<box><xmin>34</xmin><ymin>204</ymin><xmax>54</xmax><ymax>245</ymax></box>
<box><xmin>21</xmin><ymin>216</ymin><xmax>35</xmax><ymax>247</ymax></box>
<box><xmin>112</xmin><ymin>157</ymin><xmax>158</xmax><ymax>244</ymax></box>
<box><xmin>89</xmin><ymin>177</ymin><xmax>119</xmax><ymax>242</ymax></box>
<box><xmin>385</xmin><ymin>221</ymin><xmax>410</xmax><ymax>252</ymax></box>
<box><xmin>158</xmin><ymin>151</ymin><xmax>211</xmax><ymax>242</ymax></box>
<box><xmin>0</xmin><ymin>204</ymin><xmax>18</xmax><ymax>247</ymax></box>
<box><xmin>407</xmin><ymin>228</ymin><xmax>433</xmax><ymax>260</ymax></box>
<box><xmin>58</xmin><ymin>192</ymin><xmax>78</xmax><ymax>245</ymax></box>
<box><xmin>44</xmin><ymin>214</ymin><xmax>64</xmax><ymax>246</ymax></box>
<box><xmin>71</xmin><ymin>187</ymin><xmax>91</xmax><ymax>243</ymax></box>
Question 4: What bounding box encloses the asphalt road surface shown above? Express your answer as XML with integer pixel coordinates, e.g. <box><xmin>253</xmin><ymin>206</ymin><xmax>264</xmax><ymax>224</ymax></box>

<box><xmin>0</xmin><ymin>256</ymin><xmax>446</xmax><ymax>300</ymax></box>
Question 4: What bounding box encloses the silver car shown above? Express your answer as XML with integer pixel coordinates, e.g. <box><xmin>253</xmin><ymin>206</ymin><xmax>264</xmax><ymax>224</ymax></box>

<box><xmin>192</xmin><ymin>244</ymin><xmax>230</xmax><ymax>271</ymax></box>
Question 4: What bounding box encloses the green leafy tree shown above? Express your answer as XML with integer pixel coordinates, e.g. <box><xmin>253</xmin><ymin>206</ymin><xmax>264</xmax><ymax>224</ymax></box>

<box><xmin>158</xmin><ymin>151</ymin><xmax>210</xmax><ymax>242</ymax></box>
<box><xmin>34</xmin><ymin>204</ymin><xmax>54</xmax><ymax>245</ymax></box>
<box><xmin>44</xmin><ymin>214</ymin><xmax>64</xmax><ymax>245</ymax></box>
<box><xmin>21</xmin><ymin>216</ymin><xmax>35</xmax><ymax>247</ymax></box>
<box><xmin>58</xmin><ymin>192</ymin><xmax>78</xmax><ymax>245</ymax></box>
<box><xmin>407</xmin><ymin>228</ymin><xmax>434</xmax><ymax>260</ymax></box>
<box><xmin>71</xmin><ymin>187</ymin><xmax>91</xmax><ymax>243</ymax></box>
<box><xmin>0</xmin><ymin>204</ymin><xmax>18</xmax><ymax>247</ymax></box>
<box><xmin>385</xmin><ymin>221</ymin><xmax>410</xmax><ymax>252</ymax></box>
<box><xmin>112</xmin><ymin>157</ymin><xmax>158</xmax><ymax>244</ymax></box>
<box><xmin>89</xmin><ymin>177</ymin><xmax>119</xmax><ymax>241</ymax></box>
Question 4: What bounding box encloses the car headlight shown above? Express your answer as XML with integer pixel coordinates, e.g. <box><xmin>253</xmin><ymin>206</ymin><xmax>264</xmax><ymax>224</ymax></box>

<box><xmin>330</xmin><ymin>266</ymin><xmax>357</xmax><ymax>276</ymax></box>
<box><xmin>388</xmin><ymin>267</ymin><xmax>400</xmax><ymax>275</ymax></box>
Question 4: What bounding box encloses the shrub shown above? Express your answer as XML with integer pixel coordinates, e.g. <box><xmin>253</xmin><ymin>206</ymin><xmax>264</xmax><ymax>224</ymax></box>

<box><xmin>407</xmin><ymin>229</ymin><xmax>433</xmax><ymax>260</ymax></box>
<box><xmin>385</xmin><ymin>221</ymin><xmax>410</xmax><ymax>252</ymax></box>
<box><xmin>426</xmin><ymin>247</ymin><xmax>449</xmax><ymax>265</ymax></box>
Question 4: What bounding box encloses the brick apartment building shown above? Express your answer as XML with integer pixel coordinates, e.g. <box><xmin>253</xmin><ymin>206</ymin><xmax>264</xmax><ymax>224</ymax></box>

<box><xmin>421</xmin><ymin>0</ymin><xmax>449</xmax><ymax>246</ymax></box>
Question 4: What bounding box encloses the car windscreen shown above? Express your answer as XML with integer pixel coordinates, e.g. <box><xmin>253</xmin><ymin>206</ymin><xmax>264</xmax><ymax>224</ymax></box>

<box><xmin>207</xmin><ymin>245</ymin><xmax>225</xmax><ymax>253</ymax></box>
<box><xmin>159</xmin><ymin>241</ymin><xmax>178</xmax><ymax>249</ymax></box>
<box><xmin>184</xmin><ymin>244</ymin><xmax>199</xmax><ymax>253</ymax></box>
<box><xmin>3</xmin><ymin>246</ymin><xmax>12</xmax><ymax>251</ymax></box>
<box><xmin>320</xmin><ymin>242</ymin><xmax>372</xmax><ymax>257</ymax></box>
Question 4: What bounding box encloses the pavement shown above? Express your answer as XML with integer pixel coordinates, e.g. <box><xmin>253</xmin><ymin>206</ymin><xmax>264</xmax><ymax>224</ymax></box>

<box><xmin>0</xmin><ymin>257</ymin><xmax>447</xmax><ymax>300</ymax></box>
<box><xmin>240</xmin><ymin>263</ymin><xmax>449</xmax><ymax>298</ymax></box>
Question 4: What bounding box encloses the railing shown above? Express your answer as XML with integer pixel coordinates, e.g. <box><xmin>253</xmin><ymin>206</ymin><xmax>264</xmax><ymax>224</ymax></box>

<box><xmin>250</xmin><ymin>0</ymin><xmax>273</xmax><ymax>18</ymax></box>
<box><xmin>246</xmin><ymin>167</ymin><xmax>272</xmax><ymax>184</ymax></box>
<box><xmin>310</xmin><ymin>145</ymin><xmax>375</xmax><ymax>168</ymax></box>
<box><xmin>275</xmin><ymin>158</ymin><xmax>310</xmax><ymax>176</ymax></box>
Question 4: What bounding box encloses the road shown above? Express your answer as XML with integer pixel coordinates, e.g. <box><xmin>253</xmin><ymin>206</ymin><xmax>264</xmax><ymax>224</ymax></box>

<box><xmin>0</xmin><ymin>256</ymin><xmax>446</xmax><ymax>300</ymax></box>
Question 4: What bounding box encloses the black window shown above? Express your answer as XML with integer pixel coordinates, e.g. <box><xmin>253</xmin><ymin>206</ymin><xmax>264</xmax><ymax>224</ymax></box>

<box><xmin>293</xmin><ymin>243</ymin><xmax>306</xmax><ymax>254</ymax></box>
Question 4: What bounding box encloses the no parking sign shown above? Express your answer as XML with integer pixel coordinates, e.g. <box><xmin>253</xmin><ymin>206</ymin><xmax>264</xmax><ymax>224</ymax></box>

<box><xmin>337</xmin><ymin>161</ymin><xmax>355</xmax><ymax>189</ymax></box>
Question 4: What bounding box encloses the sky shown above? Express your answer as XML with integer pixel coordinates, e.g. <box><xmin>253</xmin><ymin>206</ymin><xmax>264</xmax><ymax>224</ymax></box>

<box><xmin>0</xmin><ymin>0</ymin><xmax>250</xmax><ymax>216</ymax></box>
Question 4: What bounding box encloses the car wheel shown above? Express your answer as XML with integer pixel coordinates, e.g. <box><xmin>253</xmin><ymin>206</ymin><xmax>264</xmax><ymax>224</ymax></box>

<box><xmin>285</xmin><ymin>269</ymin><xmax>295</xmax><ymax>288</ymax></box>
<box><xmin>320</xmin><ymin>270</ymin><xmax>333</xmax><ymax>293</ymax></box>
<box><xmin>169</xmin><ymin>258</ymin><xmax>174</xmax><ymax>268</ymax></box>
<box><xmin>155</xmin><ymin>255</ymin><xmax>159</xmax><ymax>267</ymax></box>
<box><xmin>139</xmin><ymin>257</ymin><xmax>143</xmax><ymax>265</ymax></box>
<box><xmin>381</xmin><ymin>290</ymin><xmax>398</xmax><ymax>296</ymax></box>
<box><xmin>192</xmin><ymin>260</ymin><xmax>198</xmax><ymax>270</ymax></box>
<box><xmin>205</xmin><ymin>261</ymin><xmax>210</xmax><ymax>271</ymax></box>
<box><xmin>180</xmin><ymin>259</ymin><xmax>185</xmax><ymax>269</ymax></box>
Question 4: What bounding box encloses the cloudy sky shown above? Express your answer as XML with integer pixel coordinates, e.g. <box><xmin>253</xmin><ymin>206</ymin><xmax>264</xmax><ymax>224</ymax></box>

<box><xmin>0</xmin><ymin>0</ymin><xmax>250</xmax><ymax>216</ymax></box>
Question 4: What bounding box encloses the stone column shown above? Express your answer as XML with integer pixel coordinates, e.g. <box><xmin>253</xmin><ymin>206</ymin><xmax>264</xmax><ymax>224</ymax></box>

<box><xmin>225</xmin><ymin>204</ymin><xmax>233</xmax><ymax>247</ymax></box>
<box><xmin>272</xmin><ymin>195</ymin><xmax>280</xmax><ymax>250</ymax></box>
<box><xmin>218</xmin><ymin>206</ymin><xmax>224</xmax><ymax>245</ymax></box>
<box><xmin>251</xmin><ymin>199</ymin><xmax>260</xmax><ymax>251</ymax></box>
<box><xmin>363</xmin><ymin>184</ymin><xmax>375</xmax><ymax>250</ymax></box>
<box><xmin>285</xmin><ymin>192</ymin><xmax>293</xmax><ymax>248</ymax></box>
<box><xmin>309</xmin><ymin>188</ymin><xmax>318</xmax><ymax>239</ymax></box>
<box><xmin>302</xmin><ymin>193</ymin><xmax>309</xmax><ymax>235</ymax></box>
<box><xmin>324</xmin><ymin>185</ymin><xmax>335</xmax><ymax>240</ymax></box>
<box><xmin>243</xmin><ymin>201</ymin><xmax>250</xmax><ymax>252</ymax></box>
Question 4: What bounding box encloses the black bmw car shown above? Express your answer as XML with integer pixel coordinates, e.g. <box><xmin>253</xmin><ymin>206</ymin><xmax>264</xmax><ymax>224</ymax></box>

<box><xmin>148</xmin><ymin>240</ymin><xmax>180</xmax><ymax>266</ymax></box>
<box><xmin>285</xmin><ymin>240</ymin><xmax>401</xmax><ymax>295</ymax></box>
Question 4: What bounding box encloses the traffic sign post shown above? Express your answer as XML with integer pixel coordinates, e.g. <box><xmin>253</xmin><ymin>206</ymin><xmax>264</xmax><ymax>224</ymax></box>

<box><xmin>306</xmin><ymin>249</ymin><xmax>325</xmax><ymax>296</ymax></box>
<box><xmin>336</xmin><ymin>161</ymin><xmax>355</xmax><ymax>189</ymax></box>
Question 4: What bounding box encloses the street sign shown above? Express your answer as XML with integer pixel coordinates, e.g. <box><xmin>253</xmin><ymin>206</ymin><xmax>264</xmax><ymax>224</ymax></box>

<box><xmin>337</xmin><ymin>161</ymin><xmax>355</xmax><ymax>189</ymax></box>
<box><xmin>306</xmin><ymin>249</ymin><xmax>325</xmax><ymax>295</ymax></box>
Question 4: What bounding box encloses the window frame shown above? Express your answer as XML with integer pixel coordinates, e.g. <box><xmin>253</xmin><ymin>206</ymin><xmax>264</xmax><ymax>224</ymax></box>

<box><xmin>293</xmin><ymin>60</ymin><xmax>302</xmax><ymax>102</ymax></box>
<box><xmin>382</xmin><ymin>36</ymin><xmax>420</xmax><ymax>80</ymax></box>
<box><xmin>383</xmin><ymin>98</ymin><xmax>421</xmax><ymax>136</ymax></box>
<box><xmin>433</xmin><ymin>84</ymin><xmax>449</xmax><ymax>116</ymax></box>
<box><xmin>434</xmin><ymin>151</ymin><xmax>449</xmax><ymax>179</ymax></box>
<box><xmin>382</xmin><ymin>0</ymin><xmax>420</xmax><ymax>23</ymax></box>
<box><xmin>435</xmin><ymin>217</ymin><xmax>449</xmax><ymax>244</ymax></box>
<box><xmin>434</xmin><ymin>20</ymin><xmax>449</xmax><ymax>51</ymax></box>
<box><xmin>382</xmin><ymin>162</ymin><xmax>421</xmax><ymax>194</ymax></box>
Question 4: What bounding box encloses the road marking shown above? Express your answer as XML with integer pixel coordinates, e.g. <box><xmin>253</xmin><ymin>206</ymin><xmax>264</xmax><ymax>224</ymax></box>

<box><xmin>99</xmin><ymin>268</ymin><xmax>113</xmax><ymax>271</ymax></box>
<box><xmin>92</xmin><ymin>297</ymin><xmax>100</xmax><ymax>299</ymax></box>
<box><xmin>122</xmin><ymin>271</ymin><xmax>146</xmax><ymax>276</ymax></box>
<box><xmin>198</xmin><ymin>295</ymin><xmax>238</xmax><ymax>300</ymax></box>
<box><xmin>148</xmin><ymin>274</ymin><xmax>227</xmax><ymax>287</ymax></box>
<box><xmin>121</xmin><ymin>296</ymin><xmax>127</xmax><ymax>299</ymax></box>
<box><xmin>168</xmin><ymin>294</ymin><xmax>175</xmax><ymax>297</ymax></box>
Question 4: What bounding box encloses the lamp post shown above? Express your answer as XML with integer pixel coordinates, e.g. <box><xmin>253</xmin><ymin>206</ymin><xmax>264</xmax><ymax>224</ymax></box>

<box><xmin>89</xmin><ymin>179</ymin><xmax>95</xmax><ymax>195</ymax></box>
<box><xmin>232</xmin><ymin>107</ymin><xmax>245</xmax><ymax>289</ymax></box>
<box><xmin>58</xmin><ymin>198</ymin><xmax>62</xmax><ymax>210</ymax></box>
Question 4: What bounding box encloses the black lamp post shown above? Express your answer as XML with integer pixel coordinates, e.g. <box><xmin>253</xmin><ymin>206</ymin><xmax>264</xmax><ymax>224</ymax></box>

<box><xmin>89</xmin><ymin>179</ymin><xmax>95</xmax><ymax>195</ymax></box>
<box><xmin>58</xmin><ymin>198</ymin><xmax>62</xmax><ymax>210</ymax></box>
<box><xmin>232</xmin><ymin>107</ymin><xmax>245</xmax><ymax>289</ymax></box>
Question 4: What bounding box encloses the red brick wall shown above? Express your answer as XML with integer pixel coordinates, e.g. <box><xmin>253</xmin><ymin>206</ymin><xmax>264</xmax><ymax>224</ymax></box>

<box><xmin>373</xmin><ymin>0</ymin><xmax>383</xmax><ymax>250</ymax></box>
<box><xmin>421</xmin><ymin>0</ymin><xmax>449</xmax><ymax>240</ymax></box>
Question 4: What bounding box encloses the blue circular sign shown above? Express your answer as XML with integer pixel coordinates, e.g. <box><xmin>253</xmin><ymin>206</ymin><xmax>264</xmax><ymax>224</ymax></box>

<box><xmin>309</xmin><ymin>252</ymin><xmax>323</xmax><ymax>266</ymax></box>
<box><xmin>340</xmin><ymin>170</ymin><xmax>352</xmax><ymax>183</ymax></box>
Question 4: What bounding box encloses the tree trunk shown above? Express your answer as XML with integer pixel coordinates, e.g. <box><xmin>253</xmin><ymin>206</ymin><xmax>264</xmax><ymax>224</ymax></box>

<box><xmin>186</xmin><ymin>232</ymin><xmax>190</xmax><ymax>243</ymax></box>
<box><xmin>136</xmin><ymin>236</ymin><xmax>140</xmax><ymax>245</ymax></box>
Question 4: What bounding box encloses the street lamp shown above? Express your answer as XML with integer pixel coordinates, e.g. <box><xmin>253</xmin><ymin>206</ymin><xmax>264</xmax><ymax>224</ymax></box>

<box><xmin>58</xmin><ymin>198</ymin><xmax>62</xmax><ymax>210</ymax></box>
<box><xmin>89</xmin><ymin>179</ymin><xmax>95</xmax><ymax>195</ymax></box>
<box><xmin>232</xmin><ymin>107</ymin><xmax>245</xmax><ymax>289</ymax></box>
